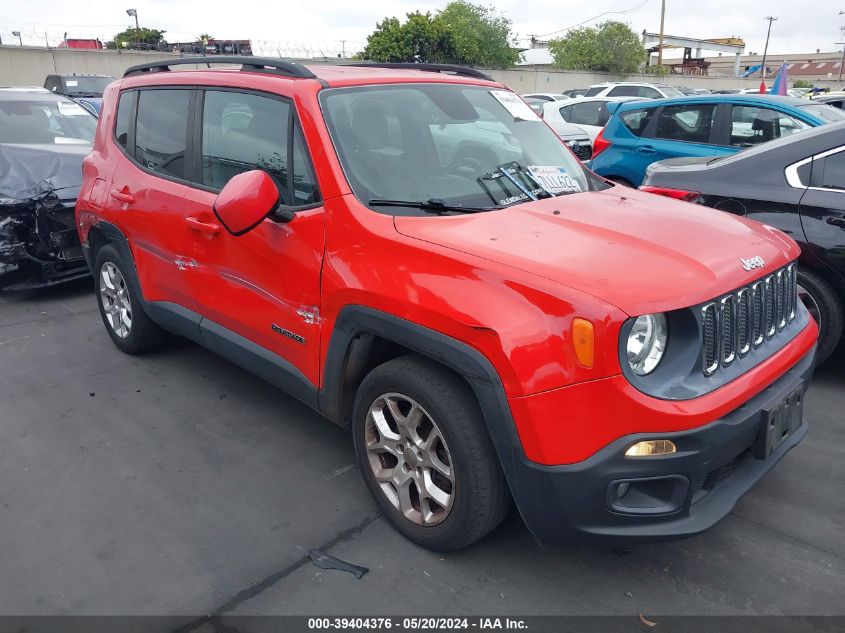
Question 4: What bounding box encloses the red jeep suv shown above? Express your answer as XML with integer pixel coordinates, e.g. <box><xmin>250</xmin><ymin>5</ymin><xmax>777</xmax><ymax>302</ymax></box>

<box><xmin>76</xmin><ymin>58</ymin><xmax>817</xmax><ymax>551</ymax></box>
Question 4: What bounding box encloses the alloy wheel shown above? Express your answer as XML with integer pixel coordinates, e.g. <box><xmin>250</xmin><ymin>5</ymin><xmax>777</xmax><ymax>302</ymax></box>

<box><xmin>364</xmin><ymin>393</ymin><xmax>455</xmax><ymax>526</ymax></box>
<box><xmin>99</xmin><ymin>262</ymin><xmax>132</xmax><ymax>339</ymax></box>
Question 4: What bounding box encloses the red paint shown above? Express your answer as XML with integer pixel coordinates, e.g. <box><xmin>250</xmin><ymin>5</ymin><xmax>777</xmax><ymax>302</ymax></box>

<box><xmin>78</xmin><ymin>67</ymin><xmax>816</xmax><ymax>468</ymax></box>
<box><xmin>639</xmin><ymin>185</ymin><xmax>702</xmax><ymax>203</ymax></box>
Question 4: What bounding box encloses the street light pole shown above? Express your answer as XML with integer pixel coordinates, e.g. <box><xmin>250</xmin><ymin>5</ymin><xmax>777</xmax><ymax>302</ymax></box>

<box><xmin>657</xmin><ymin>0</ymin><xmax>666</xmax><ymax>67</ymax></box>
<box><xmin>126</xmin><ymin>9</ymin><xmax>139</xmax><ymax>49</ymax></box>
<box><xmin>760</xmin><ymin>16</ymin><xmax>777</xmax><ymax>80</ymax></box>
<box><xmin>839</xmin><ymin>13</ymin><xmax>845</xmax><ymax>84</ymax></box>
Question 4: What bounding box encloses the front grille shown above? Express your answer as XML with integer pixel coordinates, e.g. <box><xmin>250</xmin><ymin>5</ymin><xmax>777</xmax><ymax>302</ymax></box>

<box><xmin>567</xmin><ymin>140</ymin><xmax>593</xmax><ymax>161</ymax></box>
<box><xmin>702</xmin><ymin>263</ymin><xmax>798</xmax><ymax>376</ymax></box>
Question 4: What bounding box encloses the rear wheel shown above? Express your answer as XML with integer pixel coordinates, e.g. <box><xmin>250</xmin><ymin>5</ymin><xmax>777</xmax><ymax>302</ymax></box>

<box><xmin>352</xmin><ymin>355</ymin><xmax>510</xmax><ymax>551</ymax></box>
<box><xmin>94</xmin><ymin>244</ymin><xmax>167</xmax><ymax>354</ymax></box>
<box><xmin>797</xmin><ymin>268</ymin><xmax>843</xmax><ymax>365</ymax></box>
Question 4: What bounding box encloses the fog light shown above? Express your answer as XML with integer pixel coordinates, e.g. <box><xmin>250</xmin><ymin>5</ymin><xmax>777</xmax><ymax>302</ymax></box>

<box><xmin>625</xmin><ymin>439</ymin><xmax>676</xmax><ymax>457</ymax></box>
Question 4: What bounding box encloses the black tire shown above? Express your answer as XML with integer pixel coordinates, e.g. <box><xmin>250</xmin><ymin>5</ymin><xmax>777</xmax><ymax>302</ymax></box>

<box><xmin>93</xmin><ymin>244</ymin><xmax>167</xmax><ymax>355</ymax></box>
<box><xmin>352</xmin><ymin>355</ymin><xmax>511</xmax><ymax>551</ymax></box>
<box><xmin>798</xmin><ymin>268</ymin><xmax>843</xmax><ymax>365</ymax></box>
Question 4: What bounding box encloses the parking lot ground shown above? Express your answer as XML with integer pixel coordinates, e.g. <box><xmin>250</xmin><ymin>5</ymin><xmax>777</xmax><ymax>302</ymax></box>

<box><xmin>0</xmin><ymin>280</ymin><xmax>843</xmax><ymax>617</ymax></box>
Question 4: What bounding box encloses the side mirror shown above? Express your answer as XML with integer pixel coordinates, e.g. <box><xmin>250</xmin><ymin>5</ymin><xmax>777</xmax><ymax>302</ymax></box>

<box><xmin>213</xmin><ymin>170</ymin><xmax>284</xmax><ymax>236</ymax></box>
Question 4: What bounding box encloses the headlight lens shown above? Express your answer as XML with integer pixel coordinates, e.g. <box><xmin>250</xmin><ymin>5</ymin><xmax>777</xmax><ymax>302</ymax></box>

<box><xmin>626</xmin><ymin>313</ymin><xmax>668</xmax><ymax>375</ymax></box>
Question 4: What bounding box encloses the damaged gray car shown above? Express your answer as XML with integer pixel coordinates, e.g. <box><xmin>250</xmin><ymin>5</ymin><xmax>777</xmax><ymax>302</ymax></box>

<box><xmin>1</xmin><ymin>87</ymin><xmax>96</xmax><ymax>290</ymax></box>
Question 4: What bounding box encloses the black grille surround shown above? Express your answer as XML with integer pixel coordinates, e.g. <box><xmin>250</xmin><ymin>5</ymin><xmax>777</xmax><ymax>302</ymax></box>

<box><xmin>618</xmin><ymin>261</ymin><xmax>809</xmax><ymax>401</ymax></box>
<box><xmin>566</xmin><ymin>139</ymin><xmax>593</xmax><ymax>161</ymax></box>
<box><xmin>701</xmin><ymin>263</ymin><xmax>798</xmax><ymax>377</ymax></box>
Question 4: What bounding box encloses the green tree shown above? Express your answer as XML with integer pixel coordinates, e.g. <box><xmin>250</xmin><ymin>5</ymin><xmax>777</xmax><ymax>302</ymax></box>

<box><xmin>549</xmin><ymin>21</ymin><xmax>645</xmax><ymax>74</ymax></box>
<box><xmin>359</xmin><ymin>1</ymin><xmax>517</xmax><ymax>67</ymax></box>
<box><xmin>197</xmin><ymin>33</ymin><xmax>213</xmax><ymax>45</ymax></box>
<box><xmin>359</xmin><ymin>13</ymin><xmax>453</xmax><ymax>63</ymax></box>
<box><xmin>106</xmin><ymin>27</ymin><xmax>166</xmax><ymax>49</ymax></box>
<box><xmin>434</xmin><ymin>1</ymin><xmax>518</xmax><ymax>67</ymax></box>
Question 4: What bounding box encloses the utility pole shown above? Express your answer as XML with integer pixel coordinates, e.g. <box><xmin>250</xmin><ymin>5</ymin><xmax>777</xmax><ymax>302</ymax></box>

<box><xmin>657</xmin><ymin>0</ymin><xmax>666</xmax><ymax>67</ymax></box>
<box><xmin>839</xmin><ymin>13</ymin><xmax>845</xmax><ymax>84</ymax></box>
<box><xmin>341</xmin><ymin>40</ymin><xmax>346</xmax><ymax>58</ymax></box>
<box><xmin>760</xmin><ymin>16</ymin><xmax>777</xmax><ymax>79</ymax></box>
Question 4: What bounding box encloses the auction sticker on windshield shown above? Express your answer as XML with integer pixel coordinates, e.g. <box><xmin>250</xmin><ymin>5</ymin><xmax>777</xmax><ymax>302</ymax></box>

<box><xmin>527</xmin><ymin>166</ymin><xmax>582</xmax><ymax>194</ymax></box>
<box><xmin>490</xmin><ymin>90</ymin><xmax>540</xmax><ymax>121</ymax></box>
<box><xmin>57</xmin><ymin>102</ymin><xmax>89</xmax><ymax>116</ymax></box>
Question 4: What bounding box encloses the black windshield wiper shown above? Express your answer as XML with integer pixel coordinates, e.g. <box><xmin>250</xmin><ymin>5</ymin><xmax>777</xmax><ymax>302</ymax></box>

<box><xmin>368</xmin><ymin>198</ymin><xmax>496</xmax><ymax>214</ymax></box>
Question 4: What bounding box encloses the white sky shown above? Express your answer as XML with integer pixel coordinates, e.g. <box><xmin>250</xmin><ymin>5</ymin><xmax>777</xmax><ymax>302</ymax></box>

<box><xmin>1</xmin><ymin>0</ymin><xmax>842</xmax><ymax>59</ymax></box>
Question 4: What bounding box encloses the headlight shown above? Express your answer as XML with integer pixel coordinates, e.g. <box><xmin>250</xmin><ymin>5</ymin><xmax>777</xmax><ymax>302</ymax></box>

<box><xmin>626</xmin><ymin>313</ymin><xmax>667</xmax><ymax>376</ymax></box>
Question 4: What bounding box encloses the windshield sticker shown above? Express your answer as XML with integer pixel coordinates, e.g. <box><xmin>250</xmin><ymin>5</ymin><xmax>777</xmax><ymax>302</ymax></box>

<box><xmin>57</xmin><ymin>102</ymin><xmax>88</xmax><ymax>116</ymax></box>
<box><xmin>489</xmin><ymin>90</ymin><xmax>540</xmax><ymax>121</ymax></box>
<box><xmin>65</xmin><ymin>80</ymin><xmax>78</xmax><ymax>87</ymax></box>
<box><xmin>526</xmin><ymin>166</ymin><xmax>582</xmax><ymax>194</ymax></box>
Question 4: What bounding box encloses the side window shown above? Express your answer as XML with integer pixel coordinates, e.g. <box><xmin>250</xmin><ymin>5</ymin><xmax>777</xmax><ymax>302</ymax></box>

<box><xmin>45</xmin><ymin>77</ymin><xmax>58</xmax><ymax>92</ymax></box>
<box><xmin>201</xmin><ymin>90</ymin><xmax>290</xmax><ymax>192</ymax></box>
<box><xmin>583</xmin><ymin>87</ymin><xmax>604</xmax><ymax>97</ymax></box>
<box><xmin>609</xmin><ymin>86</ymin><xmax>639</xmax><ymax>97</ymax></box>
<box><xmin>639</xmin><ymin>87</ymin><xmax>662</xmax><ymax>98</ymax></box>
<box><xmin>654</xmin><ymin>103</ymin><xmax>717</xmax><ymax>143</ymax></box>
<box><xmin>619</xmin><ymin>108</ymin><xmax>656</xmax><ymax>137</ymax></box>
<box><xmin>135</xmin><ymin>89</ymin><xmax>190</xmax><ymax>179</ymax></box>
<box><xmin>568</xmin><ymin>101</ymin><xmax>603</xmax><ymax>126</ymax></box>
<box><xmin>558</xmin><ymin>105</ymin><xmax>573</xmax><ymax>120</ymax></box>
<box><xmin>114</xmin><ymin>91</ymin><xmax>134</xmax><ymax>150</ymax></box>
<box><xmin>729</xmin><ymin>105</ymin><xmax>811</xmax><ymax>147</ymax></box>
<box><xmin>292</xmin><ymin>120</ymin><xmax>320</xmax><ymax>206</ymax></box>
<box><xmin>813</xmin><ymin>151</ymin><xmax>845</xmax><ymax>191</ymax></box>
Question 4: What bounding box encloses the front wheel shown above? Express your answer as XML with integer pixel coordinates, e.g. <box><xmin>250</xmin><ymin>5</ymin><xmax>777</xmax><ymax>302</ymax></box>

<box><xmin>352</xmin><ymin>356</ymin><xmax>511</xmax><ymax>551</ymax></box>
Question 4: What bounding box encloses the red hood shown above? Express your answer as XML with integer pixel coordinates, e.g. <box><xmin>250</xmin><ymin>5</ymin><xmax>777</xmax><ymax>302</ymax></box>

<box><xmin>394</xmin><ymin>187</ymin><xmax>799</xmax><ymax>316</ymax></box>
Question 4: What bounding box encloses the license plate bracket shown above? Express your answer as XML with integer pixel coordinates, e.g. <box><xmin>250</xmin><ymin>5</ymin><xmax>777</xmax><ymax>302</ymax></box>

<box><xmin>755</xmin><ymin>385</ymin><xmax>804</xmax><ymax>459</ymax></box>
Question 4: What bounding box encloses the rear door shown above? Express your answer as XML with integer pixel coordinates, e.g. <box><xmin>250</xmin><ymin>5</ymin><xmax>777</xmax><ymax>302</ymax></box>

<box><xmin>103</xmin><ymin>87</ymin><xmax>194</xmax><ymax>308</ymax></box>
<box><xmin>798</xmin><ymin>146</ymin><xmax>845</xmax><ymax>286</ymax></box>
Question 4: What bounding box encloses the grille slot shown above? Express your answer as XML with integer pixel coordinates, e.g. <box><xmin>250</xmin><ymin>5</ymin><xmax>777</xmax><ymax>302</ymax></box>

<box><xmin>701</xmin><ymin>263</ymin><xmax>798</xmax><ymax>377</ymax></box>
<box><xmin>702</xmin><ymin>303</ymin><xmax>719</xmax><ymax>376</ymax></box>
<box><xmin>568</xmin><ymin>141</ymin><xmax>593</xmax><ymax>161</ymax></box>
<box><xmin>720</xmin><ymin>295</ymin><xmax>736</xmax><ymax>365</ymax></box>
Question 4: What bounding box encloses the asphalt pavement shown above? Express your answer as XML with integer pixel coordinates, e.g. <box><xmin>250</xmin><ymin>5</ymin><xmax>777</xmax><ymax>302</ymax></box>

<box><xmin>0</xmin><ymin>279</ymin><xmax>843</xmax><ymax>618</ymax></box>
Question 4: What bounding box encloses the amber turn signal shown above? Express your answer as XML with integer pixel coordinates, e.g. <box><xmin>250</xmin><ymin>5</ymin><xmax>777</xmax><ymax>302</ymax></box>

<box><xmin>572</xmin><ymin>318</ymin><xmax>594</xmax><ymax>368</ymax></box>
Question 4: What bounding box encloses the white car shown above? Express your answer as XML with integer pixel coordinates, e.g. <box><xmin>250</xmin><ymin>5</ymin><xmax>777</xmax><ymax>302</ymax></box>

<box><xmin>521</xmin><ymin>92</ymin><xmax>570</xmax><ymax>102</ymax></box>
<box><xmin>542</xmin><ymin>96</ymin><xmax>641</xmax><ymax>142</ymax></box>
<box><xmin>582</xmin><ymin>82</ymin><xmax>685</xmax><ymax>99</ymax></box>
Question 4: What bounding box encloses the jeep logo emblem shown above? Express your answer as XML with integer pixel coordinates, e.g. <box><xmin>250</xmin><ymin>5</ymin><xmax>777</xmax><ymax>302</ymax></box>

<box><xmin>740</xmin><ymin>256</ymin><xmax>765</xmax><ymax>271</ymax></box>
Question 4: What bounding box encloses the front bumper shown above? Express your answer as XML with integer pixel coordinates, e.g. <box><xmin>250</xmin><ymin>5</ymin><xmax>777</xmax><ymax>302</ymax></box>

<box><xmin>506</xmin><ymin>345</ymin><xmax>815</xmax><ymax>543</ymax></box>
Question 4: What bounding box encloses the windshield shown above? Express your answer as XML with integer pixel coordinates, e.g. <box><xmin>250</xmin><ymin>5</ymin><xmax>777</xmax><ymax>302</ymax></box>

<box><xmin>320</xmin><ymin>84</ymin><xmax>604</xmax><ymax>214</ymax></box>
<box><xmin>0</xmin><ymin>99</ymin><xmax>96</xmax><ymax>145</ymax></box>
<box><xmin>659</xmin><ymin>85</ymin><xmax>685</xmax><ymax>98</ymax></box>
<box><xmin>798</xmin><ymin>103</ymin><xmax>845</xmax><ymax>123</ymax></box>
<box><xmin>61</xmin><ymin>76</ymin><xmax>113</xmax><ymax>96</ymax></box>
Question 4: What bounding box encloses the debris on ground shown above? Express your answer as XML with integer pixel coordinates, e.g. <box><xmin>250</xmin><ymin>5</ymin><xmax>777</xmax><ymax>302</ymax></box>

<box><xmin>306</xmin><ymin>549</ymin><xmax>368</xmax><ymax>578</ymax></box>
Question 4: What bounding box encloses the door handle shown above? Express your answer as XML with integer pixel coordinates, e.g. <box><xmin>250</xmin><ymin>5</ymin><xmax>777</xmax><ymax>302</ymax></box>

<box><xmin>110</xmin><ymin>187</ymin><xmax>135</xmax><ymax>204</ymax></box>
<box><xmin>636</xmin><ymin>146</ymin><xmax>657</xmax><ymax>155</ymax></box>
<box><xmin>826</xmin><ymin>217</ymin><xmax>845</xmax><ymax>229</ymax></box>
<box><xmin>185</xmin><ymin>216</ymin><xmax>221</xmax><ymax>236</ymax></box>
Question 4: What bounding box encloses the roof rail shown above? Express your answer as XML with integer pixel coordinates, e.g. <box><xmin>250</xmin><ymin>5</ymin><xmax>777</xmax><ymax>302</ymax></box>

<box><xmin>123</xmin><ymin>56</ymin><xmax>316</xmax><ymax>79</ymax></box>
<box><xmin>345</xmin><ymin>62</ymin><xmax>494</xmax><ymax>81</ymax></box>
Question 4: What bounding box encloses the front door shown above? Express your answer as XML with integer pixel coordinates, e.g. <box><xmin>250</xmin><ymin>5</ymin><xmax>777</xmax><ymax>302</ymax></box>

<box><xmin>799</xmin><ymin>146</ymin><xmax>845</xmax><ymax>286</ymax></box>
<box><xmin>181</xmin><ymin>88</ymin><xmax>325</xmax><ymax>386</ymax></box>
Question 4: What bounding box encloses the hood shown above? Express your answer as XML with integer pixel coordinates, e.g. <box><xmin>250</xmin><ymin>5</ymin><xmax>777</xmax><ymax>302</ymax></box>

<box><xmin>394</xmin><ymin>187</ymin><xmax>799</xmax><ymax>316</ymax></box>
<box><xmin>0</xmin><ymin>142</ymin><xmax>89</xmax><ymax>201</ymax></box>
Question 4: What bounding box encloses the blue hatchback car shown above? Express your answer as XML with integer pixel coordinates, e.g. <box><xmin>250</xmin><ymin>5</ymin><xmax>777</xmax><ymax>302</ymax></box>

<box><xmin>589</xmin><ymin>95</ymin><xmax>845</xmax><ymax>186</ymax></box>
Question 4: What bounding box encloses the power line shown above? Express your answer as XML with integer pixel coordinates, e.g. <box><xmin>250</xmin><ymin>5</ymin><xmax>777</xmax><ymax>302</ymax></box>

<box><xmin>536</xmin><ymin>0</ymin><xmax>651</xmax><ymax>39</ymax></box>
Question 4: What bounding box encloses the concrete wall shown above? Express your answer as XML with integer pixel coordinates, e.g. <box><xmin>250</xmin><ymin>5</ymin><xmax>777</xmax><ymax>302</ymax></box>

<box><xmin>2</xmin><ymin>45</ymin><xmax>842</xmax><ymax>92</ymax></box>
<box><xmin>484</xmin><ymin>67</ymin><xmax>843</xmax><ymax>93</ymax></box>
<box><xmin>0</xmin><ymin>46</ymin><xmax>186</xmax><ymax>85</ymax></box>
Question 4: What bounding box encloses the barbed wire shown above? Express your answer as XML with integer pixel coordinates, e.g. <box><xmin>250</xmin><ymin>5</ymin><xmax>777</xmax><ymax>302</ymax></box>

<box><xmin>0</xmin><ymin>24</ymin><xmax>366</xmax><ymax>57</ymax></box>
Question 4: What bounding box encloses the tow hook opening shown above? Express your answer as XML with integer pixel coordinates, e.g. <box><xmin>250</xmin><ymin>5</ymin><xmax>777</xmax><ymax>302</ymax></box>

<box><xmin>607</xmin><ymin>475</ymin><xmax>689</xmax><ymax>515</ymax></box>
